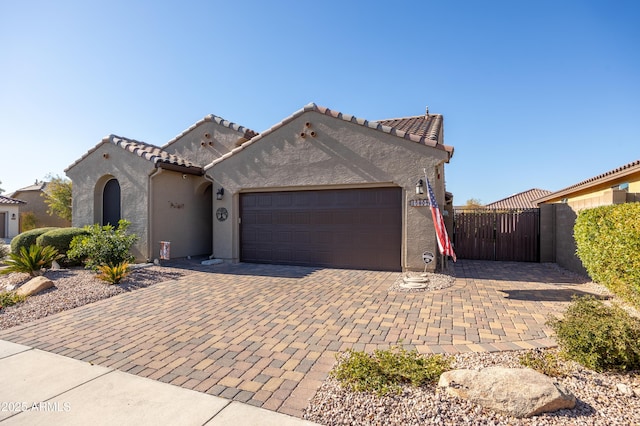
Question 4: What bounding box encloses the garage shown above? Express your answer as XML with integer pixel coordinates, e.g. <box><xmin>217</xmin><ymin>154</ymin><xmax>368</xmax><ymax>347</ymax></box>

<box><xmin>240</xmin><ymin>187</ymin><xmax>402</xmax><ymax>271</ymax></box>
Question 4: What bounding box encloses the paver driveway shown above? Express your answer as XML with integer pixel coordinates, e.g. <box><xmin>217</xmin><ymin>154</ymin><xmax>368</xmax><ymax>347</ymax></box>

<box><xmin>0</xmin><ymin>260</ymin><xmax>594</xmax><ymax>417</ymax></box>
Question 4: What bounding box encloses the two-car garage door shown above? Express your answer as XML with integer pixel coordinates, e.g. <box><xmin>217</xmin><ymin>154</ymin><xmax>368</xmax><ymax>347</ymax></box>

<box><xmin>240</xmin><ymin>187</ymin><xmax>402</xmax><ymax>271</ymax></box>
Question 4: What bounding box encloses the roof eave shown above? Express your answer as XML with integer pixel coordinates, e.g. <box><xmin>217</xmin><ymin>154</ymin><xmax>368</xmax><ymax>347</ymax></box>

<box><xmin>156</xmin><ymin>162</ymin><xmax>204</xmax><ymax>176</ymax></box>
<box><xmin>536</xmin><ymin>163</ymin><xmax>640</xmax><ymax>204</ymax></box>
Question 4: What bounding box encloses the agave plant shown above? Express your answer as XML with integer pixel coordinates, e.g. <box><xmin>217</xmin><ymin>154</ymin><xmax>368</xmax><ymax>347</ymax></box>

<box><xmin>0</xmin><ymin>245</ymin><xmax>61</xmax><ymax>277</ymax></box>
<box><xmin>96</xmin><ymin>261</ymin><xmax>131</xmax><ymax>285</ymax></box>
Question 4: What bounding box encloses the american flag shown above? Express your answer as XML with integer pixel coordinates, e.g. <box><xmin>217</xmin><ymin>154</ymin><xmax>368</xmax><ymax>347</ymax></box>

<box><xmin>426</xmin><ymin>178</ymin><xmax>457</xmax><ymax>262</ymax></box>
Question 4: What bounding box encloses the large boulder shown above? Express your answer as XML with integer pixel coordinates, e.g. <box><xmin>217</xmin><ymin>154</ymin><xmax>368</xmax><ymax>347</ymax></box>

<box><xmin>438</xmin><ymin>367</ymin><xmax>576</xmax><ymax>418</ymax></box>
<box><xmin>16</xmin><ymin>276</ymin><xmax>54</xmax><ymax>297</ymax></box>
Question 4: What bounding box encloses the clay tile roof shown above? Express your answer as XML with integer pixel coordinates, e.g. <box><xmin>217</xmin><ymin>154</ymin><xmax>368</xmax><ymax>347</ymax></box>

<box><xmin>12</xmin><ymin>182</ymin><xmax>46</xmax><ymax>193</ymax></box>
<box><xmin>485</xmin><ymin>188</ymin><xmax>552</xmax><ymax>210</ymax></box>
<box><xmin>65</xmin><ymin>135</ymin><xmax>204</xmax><ymax>175</ymax></box>
<box><xmin>377</xmin><ymin>114</ymin><xmax>443</xmax><ymax>142</ymax></box>
<box><xmin>163</xmin><ymin>114</ymin><xmax>258</xmax><ymax>149</ymax></box>
<box><xmin>205</xmin><ymin>103</ymin><xmax>453</xmax><ymax>170</ymax></box>
<box><xmin>0</xmin><ymin>194</ymin><xmax>26</xmax><ymax>205</ymax></box>
<box><xmin>535</xmin><ymin>159</ymin><xmax>640</xmax><ymax>203</ymax></box>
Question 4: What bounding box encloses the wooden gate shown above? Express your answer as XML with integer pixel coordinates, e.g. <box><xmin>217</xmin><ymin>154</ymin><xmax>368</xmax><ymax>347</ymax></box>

<box><xmin>454</xmin><ymin>209</ymin><xmax>540</xmax><ymax>262</ymax></box>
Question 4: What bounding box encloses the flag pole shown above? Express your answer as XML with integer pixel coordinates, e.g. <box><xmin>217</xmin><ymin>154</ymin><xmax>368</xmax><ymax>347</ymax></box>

<box><xmin>424</xmin><ymin>168</ymin><xmax>444</xmax><ymax>270</ymax></box>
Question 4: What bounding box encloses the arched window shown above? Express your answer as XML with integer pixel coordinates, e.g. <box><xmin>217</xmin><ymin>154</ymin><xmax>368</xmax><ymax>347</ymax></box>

<box><xmin>103</xmin><ymin>178</ymin><xmax>121</xmax><ymax>226</ymax></box>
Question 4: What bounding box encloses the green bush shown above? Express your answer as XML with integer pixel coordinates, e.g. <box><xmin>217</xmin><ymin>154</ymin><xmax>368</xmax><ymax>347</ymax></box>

<box><xmin>330</xmin><ymin>345</ymin><xmax>452</xmax><ymax>396</ymax></box>
<box><xmin>10</xmin><ymin>227</ymin><xmax>59</xmax><ymax>255</ymax></box>
<box><xmin>67</xmin><ymin>220</ymin><xmax>137</xmax><ymax>270</ymax></box>
<box><xmin>574</xmin><ymin>203</ymin><xmax>640</xmax><ymax>306</ymax></box>
<box><xmin>0</xmin><ymin>245</ymin><xmax>62</xmax><ymax>277</ymax></box>
<box><xmin>0</xmin><ymin>244</ymin><xmax>9</xmax><ymax>262</ymax></box>
<box><xmin>96</xmin><ymin>261</ymin><xmax>131</xmax><ymax>285</ymax></box>
<box><xmin>36</xmin><ymin>228</ymin><xmax>88</xmax><ymax>263</ymax></box>
<box><xmin>0</xmin><ymin>291</ymin><xmax>27</xmax><ymax>309</ymax></box>
<box><xmin>547</xmin><ymin>295</ymin><xmax>640</xmax><ymax>372</ymax></box>
<box><xmin>518</xmin><ymin>349</ymin><xmax>567</xmax><ymax>377</ymax></box>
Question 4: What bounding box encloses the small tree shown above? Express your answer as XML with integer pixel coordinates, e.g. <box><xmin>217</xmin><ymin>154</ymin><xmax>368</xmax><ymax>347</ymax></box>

<box><xmin>43</xmin><ymin>175</ymin><xmax>72</xmax><ymax>222</ymax></box>
<box><xmin>0</xmin><ymin>179</ymin><xmax>4</xmax><ymax>194</ymax></box>
<box><xmin>20</xmin><ymin>212</ymin><xmax>38</xmax><ymax>232</ymax></box>
<box><xmin>465</xmin><ymin>198</ymin><xmax>484</xmax><ymax>209</ymax></box>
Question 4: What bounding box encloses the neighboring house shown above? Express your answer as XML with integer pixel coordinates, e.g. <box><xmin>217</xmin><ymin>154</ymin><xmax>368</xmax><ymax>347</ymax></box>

<box><xmin>0</xmin><ymin>195</ymin><xmax>25</xmax><ymax>239</ymax></box>
<box><xmin>535</xmin><ymin>159</ymin><xmax>640</xmax><ymax>274</ymax></box>
<box><xmin>10</xmin><ymin>181</ymin><xmax>72</xmax><ymax>230</ymax></box>
<box><xmin>65</xmin><ymin>103</ymin><xmax>455</xmax><ymax>272</ymax></box>
<box><xmin>484</xmin><ymin>188</ymin><xmax>552</xmax><ymax>210</ymax></box>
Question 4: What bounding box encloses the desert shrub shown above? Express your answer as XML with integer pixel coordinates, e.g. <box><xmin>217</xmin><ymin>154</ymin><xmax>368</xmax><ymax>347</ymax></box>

<box><xmin>96</xmin><ymin>261</ymin><xmax>131</xmax><ymax>285</ymax></box>
<box><xmin>574</xmin><ymin>203</ymin><xmax>640</xmax><ymax>307</ymax></box>
<box><xmin>0</xmin><ymin>291</ymin><xmax>27</xmax><ymax>309</ymax></box>
<box><xmin>330</xmin><ymin>345</ymin><xmax>452</xmax><ymax>396</ymax></box>
<box><xmin>67</xmin><ymin>220</ymin><xmax>137</xmax><ymax>269</ymax></box>
<box><xmin>0</xmin><ymin>245</ymin><xmax>62</xmax><ymax>277</ymax></box>
<box><xmin>10</xmin><ymin>227</ymin><xmax>59</xmax><ymax>254</ymax></box>
<box><xmin>547</xmin><ymin>295</ymin><xmax>640</xmax><ymax>372</ymax></box>
<box><xmin>0</xmin><ymin>244</ymin><xmax>9</xmax><ymax>262</ymax></box>
<box><xmin>36</xmin><ymin>228</ymin><xmax>88</xmax><ymax>263</ymax></box>
<box><xmin>519</xmin><ymin>349</ymin><xmax>567</xmax><ymax>377</ymax></box>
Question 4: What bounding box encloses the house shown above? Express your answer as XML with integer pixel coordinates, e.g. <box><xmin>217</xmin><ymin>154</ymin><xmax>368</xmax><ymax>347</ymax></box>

<box><xmin>484</xmin><ymin>188</ymin><xmax>552</xmax><ymax>210</ymax></box>
<box><xmin>535</xmin><ymin>159</ymin><xmax>640</xmax><ymax>274</ymax></box>
<box><xmin>10</xmin><ymin>181</ymin><xmax>72</xmax><ymax>230</ymax></box>
<box><xmin>0</xmin><ymin>195</ymin><xmax>25</xmax><ymax>239</ymax></box>
<box><xmin>65</xmin><ymin>103</ymin><xmax>454</xmax><ymax>272</ymax></box>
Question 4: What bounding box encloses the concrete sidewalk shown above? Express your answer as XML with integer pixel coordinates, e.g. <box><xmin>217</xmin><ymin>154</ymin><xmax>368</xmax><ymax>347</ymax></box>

<box><xmin>0</xmin><ymin>340</ymin><xmax>319</xmax><ymax>426</ymax></box>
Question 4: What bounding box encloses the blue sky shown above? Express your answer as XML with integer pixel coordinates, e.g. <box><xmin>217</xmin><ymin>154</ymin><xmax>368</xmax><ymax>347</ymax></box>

<box><xmin>1</xmin><ymin>0</ymin><xmax>638</xmax><ymax>205</ymax></box>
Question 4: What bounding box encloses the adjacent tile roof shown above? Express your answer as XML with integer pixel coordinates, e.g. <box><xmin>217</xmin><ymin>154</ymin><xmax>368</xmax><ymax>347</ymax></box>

<box><xmin>205</xmin><ymin>103</ymin><xmax>454</xmax><ymax>170</ymax></box>
<box><xmin>485</xmin><ymin>188</ymin><xmax>552</xmax><ymax>210</ymax></box>
<box><xmin>65</xmin><ymin>135</ymin><xmax>204</xmax><ymax>175</ymax></box>
<box><xmin>12</xmin><ymin>182</ymin><xmax>46</xmax><ymax>193</ymax></box>
<box><xmin>163</xmin><ymin>114</ymin><xmax>258</xmax><ymax>149</ymax></box>
<box><xmin>0</xmin><ymin>194</ymin><xmax>26</xmax><ymax>205</ymax></box>
<box><xmin>535</xmin><ymin>159</ymin><xmax>640</xmax><ymax>204</ymax></box>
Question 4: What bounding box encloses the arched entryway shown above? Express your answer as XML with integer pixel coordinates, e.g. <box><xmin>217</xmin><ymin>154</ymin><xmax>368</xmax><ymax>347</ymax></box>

<box><xmin>103</xmin><ymin>178</ymin><xmax>121</xmax><ymax>226</ymax></box>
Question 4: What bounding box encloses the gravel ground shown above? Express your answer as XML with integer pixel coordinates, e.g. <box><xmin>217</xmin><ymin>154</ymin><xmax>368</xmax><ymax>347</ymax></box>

<box><xmin>304</xmin><ymin>349</ymin><xmax>640</xmax><ymax>426</ymax></box>
<box><xmin>0</xmin><ymin>264</ymin><xmax>198</xmax><ymax>330</ymax></box>
<box><xmin>305</xmin><ymin>268</ymin><xmax>640</xmax><ymax>426</ymax></box>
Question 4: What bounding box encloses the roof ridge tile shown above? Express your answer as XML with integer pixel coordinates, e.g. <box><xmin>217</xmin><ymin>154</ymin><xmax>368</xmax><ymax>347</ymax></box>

<box><xmin>205</xmin><ymin>103</ymin><xmax>453</xmax><ymax>171</ymax></box>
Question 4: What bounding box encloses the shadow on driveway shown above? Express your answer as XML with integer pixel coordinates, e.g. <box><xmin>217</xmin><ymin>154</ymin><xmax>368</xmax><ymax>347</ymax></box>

<box><xmin>502</xmin><ymin>288</ymin><xmax>609</xmax><ymax>302</ymax></box>
<box><xmin>163</xmin><ymin>257</ymin><xmax>322</xmax><ymax>279</ymax></box>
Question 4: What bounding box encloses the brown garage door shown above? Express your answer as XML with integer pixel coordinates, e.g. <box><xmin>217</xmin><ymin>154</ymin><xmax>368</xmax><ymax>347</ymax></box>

<box><xmin>240</xmin><ymin>188</ymin><xmax>401</xmax><ymax>271</ymax></box>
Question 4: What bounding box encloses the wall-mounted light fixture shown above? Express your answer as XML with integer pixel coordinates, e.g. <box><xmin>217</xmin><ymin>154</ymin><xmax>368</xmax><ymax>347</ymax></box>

<box><xmin>11</xmin><ymin>213</ymin><xmax>16</xmax><ymax>220</ymax></box>
<box><xmin>216</xmin><ymin>188</ymin><xmax>224</xmax><ymax>200</ymax></box>
<box><xmin>415</xmin><ymin>179</ymin><xmax>425</xmax><ymax>195</ymax></box>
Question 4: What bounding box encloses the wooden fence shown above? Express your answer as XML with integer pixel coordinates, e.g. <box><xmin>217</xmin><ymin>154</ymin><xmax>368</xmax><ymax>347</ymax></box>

<box><xmin>453</xmin><ymin>209</ymin><xmax>540</xmax><ymax>262</ymax></box>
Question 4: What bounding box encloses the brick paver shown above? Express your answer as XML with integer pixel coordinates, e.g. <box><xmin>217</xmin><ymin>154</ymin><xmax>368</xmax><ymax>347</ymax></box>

<box><xmin>0</xmin><ymin>260</ymin><xmax>594</xmax><ymax>417</ymax></box>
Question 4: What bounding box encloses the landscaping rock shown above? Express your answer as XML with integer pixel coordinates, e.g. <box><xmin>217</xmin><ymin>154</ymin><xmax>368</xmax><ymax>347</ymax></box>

<box><xmin>16</xmin><ymin>276</ymin><xmax>54</xmax><ymax>297</ymax></box>
<box><xmin>438</xmin><ymin>366</ymin><xmax>576</xmax><ymax>418</ymax></box>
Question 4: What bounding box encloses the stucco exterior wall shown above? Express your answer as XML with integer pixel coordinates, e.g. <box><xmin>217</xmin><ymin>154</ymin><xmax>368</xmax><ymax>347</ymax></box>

<box><xmin>0</xmin><ymin>205</ymin><xmax>21</xmax><ymax>239</ymax></box>
<box><xmin>207</xmin><ymin>111</ymin><xmax>450</xmax><ymax>271</ymax></box>
<box><xmin>164</xmin><ymin>120</ymin><xmax>252</xmax><ymax>166</ymax></box>
<box><xmin>66</xmin><ymin>142</ymin><xmax>155</xmax><ymax>260</ymax></box>
<box><xmin>538</xmin><ymin>192</ymin><xmax>633</xmax><ymax>276</ymax></box>
<box><xmin>11</xmin><ymin>189</ymin><xmax>70</xmax><ymax>230</ymax></box>
<box><xmin>150</xmin><ymin>170</ymin><xmax>212</xmax><ymax>260</ymax></box>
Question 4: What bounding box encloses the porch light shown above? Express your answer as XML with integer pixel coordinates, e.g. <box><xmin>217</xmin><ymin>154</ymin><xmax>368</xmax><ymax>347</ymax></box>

<box><xmin>415</xmin><ymin>179</ymin><xmax>424</xmax><ymax>195</ymax></box>
<box><xmin>216</xmin><ymin>188</ymin><xmax>224</xmax><ymax>200</ymax></box>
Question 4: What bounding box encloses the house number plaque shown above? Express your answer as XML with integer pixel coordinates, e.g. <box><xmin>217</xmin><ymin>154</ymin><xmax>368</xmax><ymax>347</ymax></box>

<box><xmin>216</xmin><ymin>207</ymin><xmax>228</xmax><ymax>222</ymax></box>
